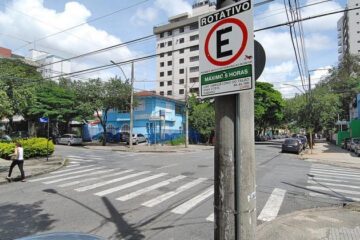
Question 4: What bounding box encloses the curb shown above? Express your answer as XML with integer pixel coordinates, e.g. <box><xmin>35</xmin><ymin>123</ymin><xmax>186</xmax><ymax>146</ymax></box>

<box><xmin>83</xmin><ymin>145</ymin><xmax>213</xmax><ymax>153</ymax></box>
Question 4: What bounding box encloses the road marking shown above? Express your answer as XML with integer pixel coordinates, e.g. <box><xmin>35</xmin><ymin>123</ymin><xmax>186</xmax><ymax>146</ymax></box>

<box><xmin>308</xmin><ymin>177</ymin><xmax>358</xmax><ymax>183</ymax></box>
<box><xmin>51</xmin><ymin>165</ymin><xmax>96</xmax><ymax>174</ymax></box>
<box><xmin>311</xmin><ymin>168</ymin><xmax>360</xmax><ymax>175</ymax></box>
<box><xmin>67</xmin><ymin>158</ymin><xmax>94</xmax><ymax>162</ymax></box>
<box><xmin>121</xmin><ymin>235</ymin><xmax>132</xmax><ymax>240</ymax></box>
<box><xmin>312</xmin><ymin>164</ymin><xmax>357</xmax><ymax>172</ymax></box>
<box><xmin>142</xmin><ymin>178</ymin><xmax>207</xmax><ymax>208</ymax></box>
<box><xmin>309</xmin><ymin>192</ymin><xmax>360</xmax><ymax>201</ymax></box>
<box><xmin>307</xmin><ymin>180</ymin><xmax>360</xmax><ymax>189</ymax></box>
<box><xmin>257</xmin><ymin>188</ymin><xmax>286</xmax><ymax>222</ymax></box>
<box><xmin>94</xmin><ymin>173</ymin><xmax>168</xmax><ymax>196</ymax></box>
<box><xmin>66</xmin><ymin>164</ymin><xmax>80</xmax><ymax>167</ymax></box>
<box><xmin>58</xmin><ymin>170</ymin><xmax>134</xmax><ymax>187</ymax></box>
<box><xmin>206</xmin><ymin>213</ymin><xmax>214</xmax><ymax>222</ymax></box>
<box><xmin>156</xmin><ymin>163</ymin><xmax>178</xmax><ymax>170</ymax></box>
<box><xmin>29</xmin><ymin>167</ymin><xmax>103</xmax><ymax>182</ymax></box>
<box><xmin>117</xmin><ymin>175</ymin><xmax>186</xmax><ymax>201</ymax></box>
<box><xmin>306</xmin><ymin>185</ymin><xmax>360</xmax><ymax>195</ymax></box>
<box><xmin>75</xmin><ymin>171</ymin><xmax>150</xmax><ymax>192</ymax></box>
<box><xmin>44</xmin><ymin>169</ymin><xmax>115</xmax><ymax>184</ymax></box>
<box><xmin>310</xmin><ymin>171</ymin><xmax>360</xmax><ymax>180</ymax></box>
<box><xmin>310</xmin><ymin>169</ymin><xmax>360</xmax><ymax>176</ymax></box>
<box><xmin>68</xmin><ymin>161</ymin><xmax>81</xmax><ymax>164</ymax></box>
<box><xmin>171</xmin><ymin>186</ymin><xmax>214</xmax><ymax>214</ymax></box>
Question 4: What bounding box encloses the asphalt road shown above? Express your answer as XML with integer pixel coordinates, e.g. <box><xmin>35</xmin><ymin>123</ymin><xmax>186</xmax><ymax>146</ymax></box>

<box><xmin>1</xmin><ymin>142</ymin><xmax>357</xmax><ymax>240</ymax></box>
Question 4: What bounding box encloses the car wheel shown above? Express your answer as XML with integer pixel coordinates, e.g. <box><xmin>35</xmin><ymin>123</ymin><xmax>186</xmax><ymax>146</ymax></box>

<box><xmin>135</xmin><ymin>140</ymin><xmax>138</xmax><ymax>145</ymax></box>
<box><xmin>67</xmin><ymin>141</ymin><xmax>71</xmax><ymax>146</ymax></box>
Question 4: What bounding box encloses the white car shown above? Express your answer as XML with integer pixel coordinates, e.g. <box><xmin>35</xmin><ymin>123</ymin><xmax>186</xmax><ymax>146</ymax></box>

<box><xmin>56</xmin><ymin>134</ymin><xmax>83</xmax><ymax>146</ymax></box>
<box><xmin>121</xmin><ymin>133</ymin><xmax>147</xmax><ymax>145</ymax></box>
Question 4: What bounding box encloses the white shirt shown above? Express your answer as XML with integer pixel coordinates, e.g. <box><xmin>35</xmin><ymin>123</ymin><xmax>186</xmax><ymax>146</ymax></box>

<box><xmin>17</xmin><ymin>147</ymin><xmax>24</xmax><ymax>161</ymax></box>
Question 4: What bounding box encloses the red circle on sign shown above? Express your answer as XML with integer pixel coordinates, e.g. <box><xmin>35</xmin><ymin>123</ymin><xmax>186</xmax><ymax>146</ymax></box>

<box><xmin>204</xmin><ymin>17</ymin><xmax>248</xmax><ymax>66</ymax></box>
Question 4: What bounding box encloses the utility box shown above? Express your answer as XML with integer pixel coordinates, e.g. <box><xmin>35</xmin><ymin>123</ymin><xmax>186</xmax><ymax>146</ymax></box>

<box><xmin>350</xmin><ymin>119</ymin><xmax>360</xmax><ymax>138</ymax></box>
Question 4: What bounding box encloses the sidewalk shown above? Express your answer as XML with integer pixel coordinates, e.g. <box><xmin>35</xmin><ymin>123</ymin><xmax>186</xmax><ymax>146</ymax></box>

<box><xmin>301</xmin><ymin>140</ymin><xmax>360</xmax><ymax>169</ymax></box>
<box><xmin>83</xmin><ymin>143</ymin><xmax>214</xmax><ymax>153</ymax></box>
<box><xmin>257</xmin><ymin>203</ymin><xmax>360</xmax><ymax>240</ymax></box>
<box><xmin>0</xmin><ymin>156</ymin><xmax>65</xmax><ymax>184</ymax></box>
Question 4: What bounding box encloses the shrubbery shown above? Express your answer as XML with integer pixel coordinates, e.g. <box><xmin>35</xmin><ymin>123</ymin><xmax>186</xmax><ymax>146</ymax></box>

<box><xmin>0</xmin><ymin>138</ymin><xmax>54</xmax><ymax>159</ymax></box>
<box><xmin>168</xmin><ymin>136</ymin><xmax>185</xmax><ymax>146</ymax></box>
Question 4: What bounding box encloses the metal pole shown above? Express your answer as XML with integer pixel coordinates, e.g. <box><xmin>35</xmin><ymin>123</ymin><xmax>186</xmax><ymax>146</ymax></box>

<box><xmin>130</xmin><ymin>62</ymin><xmax>134</xmax><ymax>148</ymax></box>
<box><xmin>308</xmin><ymin>73</ymin><xmax>313</xmax><ymax>154</ymax></box>
<box><xmin>185</xmin><ymin>67</ymin><xmax>189</xmax><ymax>148</ymax></box>
<box><xmin>47</xmin><ymin>118</ymin><xmax>50</xmax><ymax>161</ymax></box>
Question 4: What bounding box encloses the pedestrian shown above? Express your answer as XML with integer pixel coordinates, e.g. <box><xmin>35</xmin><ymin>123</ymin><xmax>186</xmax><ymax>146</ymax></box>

<box><xmin>6</xmin><ymin>142</ymin><xmax>25</xmax><ymax>182</ymax></box>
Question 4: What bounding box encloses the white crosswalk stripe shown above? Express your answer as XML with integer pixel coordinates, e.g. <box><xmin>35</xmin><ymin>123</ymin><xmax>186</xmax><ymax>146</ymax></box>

<box><xmin>206</xmin><ymin>213</ymin><xmax>214</xmax><ymax>222</ymax></box>
<box><xmin>171</xmin><ymin>186</ymin><xmax>214</xmax><ymax>214</ymax></box>
<box><xmin>94</xmin><ymin>173</ymin><xmax>168</xmax><ymax>196</ymax></box>
<box><xmin>44</xmin><ymin>169</ymin><xmax>115</xmax><ymax>184</ymax></box>
<box><xmin>142</xmin><ymin>178</ymin><xmax>207</xmax><ymax>207</ymax></box>
<box><xmin>58</xmin><ymin>170</ymin><xmax>134</xmax><ymax>187</ymax></box>
<box><xmin>68</xmin><ymin>158</ymin><xmax>94</xmax><ymax>162</ymax></box>
<box><xmin>75</xmin><ymin>171</ymin><xmax>150</xmax><ymax>192</ymax></box>
<box><xmin>307</xmin><ymin>164</ymin><xmax>360</xmax><ymax>202</ymax></box>
<box><xmin>258</xmin><ymin>188</ymin><xmax>286</xmax><ymax>222</ymax></box>
<box><xmin>51</xmin><ymin>165</ymin><xmax>96</xmax><ymax>174</ymax></box>
<box><xmin>29</xmin><ymin>167</ymin><xmax>104</xmax><ymax>182</ymax></box>
<box><xmin>117</xmin><ymin>175</ymin><xmax>186</xmax><ymax>201</ymax></box>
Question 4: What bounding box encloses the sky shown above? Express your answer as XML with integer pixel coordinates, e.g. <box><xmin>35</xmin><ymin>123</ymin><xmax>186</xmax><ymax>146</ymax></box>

<box><xmin>0</xmin><ymin>0</ymin><xmax>348</xmax><ymax>98</ymax></box>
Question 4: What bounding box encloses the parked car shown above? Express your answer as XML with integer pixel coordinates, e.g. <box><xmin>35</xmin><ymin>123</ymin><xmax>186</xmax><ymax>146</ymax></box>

<box><xmin>0</xmin><ymin>134</ymin><xmax>12</xmax><ymax>142</ymax></box>
<box><xmin>342</xmin><ymin>138</ymin><xmax>351</xmax><ymax>150</ymax></box>
<box><xmin>10</xmin><ymin>131</ymin><xmax>29</xmax><ymax>140</ymax></box>
<box><xmin>297</xmin><ymin>135</ymin><xmax>308</xmax><ymax>150</ymax></box>
<box><xmin>121</xmin><ymin>133</ymin><xmax>147</xmax><ymax>145</ymax></box>
<box><xmin>349</xmin><ymin>138</ymin><xmax>360</xmax><ymax>152</ymax></box>
<box><xmin>55</xmin><ymin>134</ymin><xmax>83</xmax><ymax>146</ymax></box>
<box><xmin>282</xmin><ymin>138</ymin><xmax>303</xmax><ymax>154</ymax></box>
<box><xmin>255</xmin><ymin>135</ymin><xmax>266</xmax><ymax>141</ymax></box>
<box><xmin>355</xmin><ymin>143</ymin><xmax>360</xmax><ymax>157</ymax></box>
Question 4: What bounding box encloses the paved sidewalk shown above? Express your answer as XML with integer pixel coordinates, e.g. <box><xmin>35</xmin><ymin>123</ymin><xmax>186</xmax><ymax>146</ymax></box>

<box><xmin>301</xmin><ymin>140</ymin><xmax>360</xmax><ymax>169</ymax></box>
<box><xmin>83</xmin><ymin>143</ymin><xmax>214</xmax><ymax>153</ymax></box>
<box><xmin>257</xmin><ymin>203</ymin><xmax>360</xmax><ymax>240</ymax></box>
<box><xmin>0</xmin><ymin>156</ymin><xmax>65</xmax><ymax>184</ymax></box>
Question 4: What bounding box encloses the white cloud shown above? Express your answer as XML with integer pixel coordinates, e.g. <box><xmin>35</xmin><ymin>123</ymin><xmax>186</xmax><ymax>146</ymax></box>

<box><xmin>131</xmin><ymin>7</ymin><xmax>159</xmax><ymax>26</ymax></box>
<box><xmin>305</xmin><ymin>34</ymin><xmax>333</xmax><ymax>51</ymax></box>
<box><xmin>309</xmin><ymin>65</ymin><xmax>332</xmax><ymax>86</ymax></box>
<box><xmin>154</xmin><ymin>0</ymin><xmax>192</xmax><ymax>16</ymax></box>
<box><xmin>0</xmin><ymin>0</ymin><xmax>136</xmax><ymax>79</ymax></box>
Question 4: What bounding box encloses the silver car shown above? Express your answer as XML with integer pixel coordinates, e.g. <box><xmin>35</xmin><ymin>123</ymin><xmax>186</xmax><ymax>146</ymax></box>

<box><xmin>349</xmin><ymin>138</ymin><xmax>360</xmax><ymax>152</ymax></box>
<box><xmin>56</xmin><ymin>134</ymin><xmax>83</xmax><ymax>146</ymax></box>
<box><xmin>121</xmin><ymin>133</ymin><xmax>147</xmax><ymax>145</ymax></box>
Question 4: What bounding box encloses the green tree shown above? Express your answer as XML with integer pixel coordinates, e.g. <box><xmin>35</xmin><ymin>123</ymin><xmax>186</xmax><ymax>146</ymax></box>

<box><xmin>75</xmin><ymin>77</ymin><xmax>132</xmax><ymax>145</ymax></box>
<box><xmin>188</xmin><ymin>95</ymin><xmax>215</xmax><ymax>143</ymax></box>
<box><xmin>255</xmin><ymin>82</ymin><xmax>285</xmax><ymax>133</ymax></box>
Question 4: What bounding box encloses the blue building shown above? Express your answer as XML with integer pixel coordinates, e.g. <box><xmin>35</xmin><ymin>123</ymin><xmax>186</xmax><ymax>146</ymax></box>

<box><xmin>83</xmin><ymin>91</ymin><xmax>186</xmax><ymax>144</ymax></box>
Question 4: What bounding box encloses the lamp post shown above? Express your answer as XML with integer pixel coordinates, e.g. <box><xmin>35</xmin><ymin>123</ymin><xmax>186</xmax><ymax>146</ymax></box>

<box><xmin>110</xmin><ymin>60</ymin><xmax>134</xmax><ymax>148</ymax></box>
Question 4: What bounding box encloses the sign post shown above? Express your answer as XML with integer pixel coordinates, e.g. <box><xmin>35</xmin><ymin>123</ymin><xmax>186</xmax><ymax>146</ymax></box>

<box><xmin>199</xmin><ymin>1</ymin><xmax>256</xmax><ymax>239</ymax></box>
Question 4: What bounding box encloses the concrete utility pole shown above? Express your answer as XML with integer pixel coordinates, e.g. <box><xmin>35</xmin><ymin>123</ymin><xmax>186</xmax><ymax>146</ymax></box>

<box><xmin>214</xmin><ymin>1</ymin><xmax>256</xmax><ymax>240</ymax></box>
<box><xmin>129</xmin><ymin>62</ymin><xmax>134</xmax><ymax>148</ymax></box>
<box><xmin>308</xmin><ymin>73</ymin><xmax>313</xmax><ymax>153</ymax></box>
<box><xmin>185</xmin><ymin>67</ymin><xmax>189</xmax><ymax>148</ymax></box>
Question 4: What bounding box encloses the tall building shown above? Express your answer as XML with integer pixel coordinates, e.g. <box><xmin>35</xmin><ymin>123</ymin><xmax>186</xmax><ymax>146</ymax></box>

<box><xmin>153</xmin><ymin>0</ymin><xmax>216</xmax><ymax>99</ymax></box>
<box><xmin>337</xmin><ymin>0</ymin><xmax>360</xmax><ymax>62</ymax></box>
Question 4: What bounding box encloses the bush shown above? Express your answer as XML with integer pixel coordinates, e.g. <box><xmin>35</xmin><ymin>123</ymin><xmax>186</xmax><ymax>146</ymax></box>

<box><xmin>0</xmin><ymin>138</ymin><xmax>54</xmax><ymax>159</ymax></box>
<box><xmin>169</xmin><ymin>136</ymin><xmax>185</xmax><ymax>146</ymax></box>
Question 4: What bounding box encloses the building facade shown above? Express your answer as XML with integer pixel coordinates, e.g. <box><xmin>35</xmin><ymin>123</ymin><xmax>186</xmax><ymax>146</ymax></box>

<box><xmin>337</xmin><ymin>0</ymin><xmax>360</xmax><ymax>62</ymax></box>
<box><xmin>153</xmin><ymin>0</ymin><xmax>216</xmax><ymax>99</ymax></box>
<box><xmin>83</xmin><ymin>91</ymin><xmax>185</xmax><ymax>144</ymax></box>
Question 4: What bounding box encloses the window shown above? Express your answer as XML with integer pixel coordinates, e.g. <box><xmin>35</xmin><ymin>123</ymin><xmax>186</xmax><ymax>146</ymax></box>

<box><xmin>190</xmin><ymin>88</ymin><xmax>199</xmax><ymax>94</ymax></box>
<box><xmin>167</xmin><ymin>90</ymin><xmax>172</xmax><ymax>95</ymax></box>
<box><xmin>179</xmin><ymin>49</ymin><xmax>184</xmax><ymax>54</ymax></box>
<box><xmin>179</xmin><ymin>68</ymin><xmax>185</xmax><ymax>74</ymax></box>
<box><xmin>160</xmin><ymin>33</ymin><xmax>164</xmax><ymax>38</ymax></box>
<box><xmin>189</xmin><ymin>56</ymin><xmax>199</xmax><ymax>62</ymax></box>
<box><xmin>160</xmin><ymin>42</ymin><xmax>165</xmax><ymax>48</ymax></box>
<box><xmin>190</xmin><ymin>45</ymin><xmax>199</xmax><ymax>51</ymax></box>
<box><xmin>179</xmin><ymin>89</ymin><xmax>184</xmax><ymax>95</ymax></box>
<box><xmin>179</xmin><ymin>79</ymin><xmax>184</xmax><ymax>84</ymax></box>
<box><xmin>168</xmin><ymin>60</ymin><xmax>172</xmax><ymax>66</ymax></box>
<box><xmin>160</xmin><ymin>53</ymin><xmax>164</xmax><ymax>58</ymax></box>
<box><xmin>167</xmin><ymin>30</ymin><xmax>172</xmax><ymax>36</ymax></box>
<box><xmin>179</xmin><ymin>38</ymin><xmax>184</xmax><ymax>44</ymax></box>
<box><xmin>160</xmin><ymin>72</ymin><xmax>164</xmax><ymax>77</ymax></box>
<box><xmin>190</xmin><ymin>77</ymin><xmax>199</xmax><ymax>83</ymax></box>
<box><xmin>179</xmin><ymin>58</ymin><xmax>184</xmax><ymax>64</ymax></box>
<box><xmin>168</xmin><ymin>40</ymin><xmax>172</xmax><ymax>46</ymax></box>
<box><xmin>175</xmin><ymin>104</ymin><xmax>182</xmax><ymax>114</ymax></box>
<box><xmin>167</xmin><ymin>52</ymin><xmax>172</xmax><ymax>56</ymax></box>
<box><xmin>167</xmin><ymin>70</ymin><xmax>172</xmax><ymax>76</ymax></box>
<box><xmin>160</xmin><ymin>81</ymin><xmax>164</xmax><ymax>87</ymax></box>
<box><xmin>189</xmin><ymin>22</ymin><xmax>198</xmax><ymax>30</ymax></box>
<box><xmin>190</xmin><ymin>34</ymin><xmax>199</xmax><ymax>41</ymax></box>
<box><xmin>160</xmin><ymin>62</ymin><xmax>164</xmax><ymax>67</ymax></box>
<box><xmin>160</xmin><ymin>91</ymin><xmax>164</xmax><ymax>96</ymax></box>
<box><xmin>179</xmin><ymin>27</ymin><xmax>184</xmax><ymax>33</ymax></box>
<box><xmin>190</xmin><ymin>66</ymin><xmax>199</xmax><ymax>72</ymax></box>
<box><xmin>167</xmin><ymin>80</ymin><xmax>172</xmax><ymax>86</ymax></box>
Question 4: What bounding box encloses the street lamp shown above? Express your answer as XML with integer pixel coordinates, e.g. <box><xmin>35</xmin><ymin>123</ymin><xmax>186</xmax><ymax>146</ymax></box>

<box><xmin>110</xmin><ymin>60</ymin><xmax>134</xmax><ymax>148</ymax></box>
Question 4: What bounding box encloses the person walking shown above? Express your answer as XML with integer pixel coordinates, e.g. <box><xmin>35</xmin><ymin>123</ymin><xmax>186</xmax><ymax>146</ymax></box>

<box><xmin>6</xmin><ymin>142</ymin><xmax>25</xmax><ymax>182</ymax></box>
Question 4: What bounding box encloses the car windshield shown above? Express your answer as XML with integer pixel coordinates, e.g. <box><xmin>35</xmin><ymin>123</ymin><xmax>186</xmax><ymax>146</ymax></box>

<box><xmin>285</xmin><ymin>139</ymin><xmax>298</xmax><ymax>145</ymax></box>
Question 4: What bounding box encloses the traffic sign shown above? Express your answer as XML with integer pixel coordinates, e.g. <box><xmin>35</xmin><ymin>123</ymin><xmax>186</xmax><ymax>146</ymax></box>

<box><xmin>199</xmin><ymin>0</ymin><xmax>254</xmax><ymax>98</ymax></box>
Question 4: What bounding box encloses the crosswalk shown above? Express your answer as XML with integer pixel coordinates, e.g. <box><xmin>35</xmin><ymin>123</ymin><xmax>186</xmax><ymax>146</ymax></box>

<box><xmin>306</xmin><ymin>164</ymin><xmax>360</xmax><ymax>202</ymax></box>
